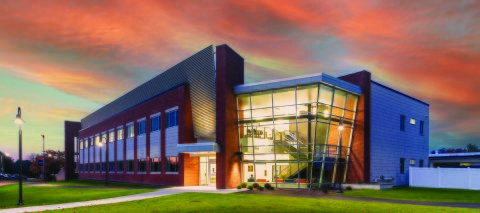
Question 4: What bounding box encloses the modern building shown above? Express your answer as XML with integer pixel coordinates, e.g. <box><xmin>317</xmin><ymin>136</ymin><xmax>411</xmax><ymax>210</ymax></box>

<box><xmin>64</xmin><ymin>44</ymin><xmax>429</xmax><ymax>188</ymax></box>
<box><xmin>429</xmin><ymin>152</ymin><xmax>480</xmax><ymax>168</ymax></box>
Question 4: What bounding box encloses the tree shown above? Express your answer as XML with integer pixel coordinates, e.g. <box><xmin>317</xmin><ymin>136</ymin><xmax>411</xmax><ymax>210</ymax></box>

<box><xmin>30</xmin><ymin>150</ymin><xmax>65</xmax><ymax>180</ymax></box>
<box><xmin>0</xmin><ymin>151</ymin><xmax>14</xmax><ymax>174</ymax></box>
<box><xmin>466</xmin><ymin>144</ymin><xmax>480</xmax><ymax>152</ymax></box>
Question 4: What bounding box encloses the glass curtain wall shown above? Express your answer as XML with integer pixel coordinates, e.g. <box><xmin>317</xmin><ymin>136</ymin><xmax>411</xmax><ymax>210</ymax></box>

<box><xmin>237</xmin><ymin>83</ymin><xmax>358</xmax><ymax>189</ymax></box>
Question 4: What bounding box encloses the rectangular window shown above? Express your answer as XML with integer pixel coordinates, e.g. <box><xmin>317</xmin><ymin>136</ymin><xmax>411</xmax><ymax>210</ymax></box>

<box><xmin>420</xmin><ymin>121</ymin><xmax>424</xmax><ymax>136</ymax></box>
<box><xmin>400</xmin><ymin>158</ymin><xmax>405</xmax><ymax>174</ymax></box>
<box><xmin>127</xmin><ymin>160</ymin><xmax>134</xmax><ymax>172</ymax></box>
<box><xmin>108</xmin><ymin>162</ymin><xmax>114</xmax><ymax>172</ymax></box>
<box><xmin>138</xmin><ymin>159</ymin><xmax>146</xmax><ymax>172</ymax></box>
<box><xmin>151</xmin><ymin>116</ymin><xmax>160</xmax><ymax>132</ymax></box>
<box><xmin>167</xmin><ymin>110</ymin><xmax>178</xmax><ymax>128</ymax></box>
<box><xmin>419</xmin><ymin>160</ymin><xmax>424</xmax><ymax>168</ymax></box>
<box><xmin>400</xmin><ymin>115</ymin><xmax>406</xmax><ymax>131</ymax></box>
<box><xmin>410</xmin><ymin>118</ymin><xmax>416</xmax><ymax>125</ymax></box>
<box><xmin>127</xmin><ymin>123</ymin><xmax>134</xmax><ymax>138</ymax></box>
<box><xmin>138</xmin><ymin>120</ymin><xmax>146</xmax><ymax>135</ymax></box>
<box><xmin>166</xmin><ymin>156</ymin><xmax>178</xmax><ymax>172</ymax></box>
<box><xmin>150</xmin><ymin>158</ymin><xmax>161</xmax><ymax>173</ymax></box>
<box><xmin>117</xmin><ymin>160</ymin><xmax>124</xmax><ymax>173</ymax></box>
<box><xmin>109</xmin><ymin>131</ymin><xmax>115</xmax><ymax>142</ymax></box>
<box><xmin>117</xmin><ymin>128</ymin><xmax>124</xmax><ymax>140</ymax></box>
<box><xmin>410</xmin><ymin>159</ymin><xmax>415</xmax><ymax>165</ymax></box>
<box><xmin>90</xmin><ymin>163</ymin><xmax>94</xmax><ymax>172</ymax></box>
<box><xmin>95</xmin><ymin>163</ymin><xmax>101</xmax><ymax>172</ymax></box>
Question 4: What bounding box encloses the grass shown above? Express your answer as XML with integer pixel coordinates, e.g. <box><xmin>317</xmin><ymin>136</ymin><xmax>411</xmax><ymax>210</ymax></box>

<box><xmin>0</xmin><ymin>180</ymin><xmax>158</xmax><ymax>209</ymax></box>
<box><xmin>344</xmin><ymin>187</ymin><xmax>480</xmax><ymax>204</ymax></box>
<box><xmin>47</xmin><ymin>192</ymin><xmax>478</xmax><ymax>213</ymax></box>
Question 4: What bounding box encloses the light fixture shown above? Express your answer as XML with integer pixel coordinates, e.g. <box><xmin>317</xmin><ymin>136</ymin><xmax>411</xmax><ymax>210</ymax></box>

<box><xmin>14</xmin><ymin>107</ymin><xmax>24</xmax><ymax>126</ymax></box>
<box><xmin>338</xmin><ymin>125</ymin><xmax>344</xmax><ymax>132</ymax></box>
<box><xmin>323</xmin><ymin>109</ymin><xmax>329</xmax><ymax>117</ymax></box>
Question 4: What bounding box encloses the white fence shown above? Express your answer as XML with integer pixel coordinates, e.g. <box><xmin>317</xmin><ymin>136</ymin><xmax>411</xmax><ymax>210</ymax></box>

<box><xmin>409</xmin><ymin>167</ymin><xmax>480</xmax><ymax>190</ymax></box>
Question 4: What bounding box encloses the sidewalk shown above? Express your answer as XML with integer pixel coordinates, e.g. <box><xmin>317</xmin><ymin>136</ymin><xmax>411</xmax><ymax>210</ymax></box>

<box><xmin>0</xmin><ymin>186</ymin><xmax>241</xmax><ymax>213</ymax></box>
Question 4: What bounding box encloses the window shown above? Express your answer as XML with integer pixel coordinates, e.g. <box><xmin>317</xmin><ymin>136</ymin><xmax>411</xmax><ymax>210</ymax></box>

<box><xmin>127</xmin><ymin>123</ymin><xmax>134</xmax><ymax>138</ymax></box>
<box><xmin>151</xmin><ymin>116</ymin><xmax>160</xmax><ymax>132</ymax></box>
<box><xmin>90</xmin><ymin>163</ymin><xmax>94</xmax><ymax>172</ymax></box>
<box><xmin>138</xmin><ymin>120</ymin><xmax>146</xmax><ymax>135</ymax></box>
<box><xmin>117</xmin><ymin>128</ymin><xmax>124</xmax><ymax>140</ymax></box>
<box><xmin>138</xmin><ymin>159</ymin><xmax>147</xmax><ymax>172</ymax></box>
<box><xmin>95</xmin><ymin>163</ymin><xmax>101</xmax><ymax>172</ymax></box>
<box><xmin>400</xmin><ymin>158</ymin><xmax>405</xmax><ymax>174</ymax></box>
<box><xmin>167</xmin><ymin>110</ymin><xmax>178</xmax><ymax>128</ymax></box>
<box><xmin>166</xmin><ymin>156</ymin><xmax>178</xmax><ymax>172</ymax></box>
<box><xmin>150</xmin><ymin>158</ymin><xmax>161</xmax><ymax>173</ymax></box>
<box><xmin>109</xmin><ymin>131</ymin><xmax>115</xmax><ymax>142</ymax></box>
<box><xmin>400</xmin><ymin>115</ymin><xmax>406</xmax><ymax>131</ymax></box>
<box><xmin>109</xmin><ymin>162</ymin><xmax>115</xmax><ymax>172</ymax></box>
<box><xmin>409</xmin><ymin>159</ymin><xmax>415</xmax><ymax>165</ymax></box>
<box><xmin>127</xmin><ymin>160</ymin><xmax>134</xmax><ymax>172</ymax></box>
<box><xmin>410</xmin><ymin>118</ymin><xmax>416</xmax><ymax>125</ymax></box>
<box><xmin>420</xmin><ymin>121</ymin><xmax>424</xmax><ymax>136</ymax></box>
<box><xmin>419</xmin><ymin>160</ymin><xmax>424</xmax><ymax>168</ymax></box>
<box><xmin>117</xmin><ymin>160</ymin><xmax>124</xmax><ymax>173</ymax></box>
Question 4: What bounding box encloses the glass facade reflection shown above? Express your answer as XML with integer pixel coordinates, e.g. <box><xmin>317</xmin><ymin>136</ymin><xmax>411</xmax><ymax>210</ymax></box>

<box><xmin>237</xmin><ymin>83</ymin><xmax>358</xmax><ymax>188</ymax></box>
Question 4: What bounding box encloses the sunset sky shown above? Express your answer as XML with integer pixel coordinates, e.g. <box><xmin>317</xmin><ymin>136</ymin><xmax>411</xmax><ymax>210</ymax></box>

<box><xmin>0</xmin><ymin>1</ymin><xmax>479</xmax><ymax>158</ymax></box>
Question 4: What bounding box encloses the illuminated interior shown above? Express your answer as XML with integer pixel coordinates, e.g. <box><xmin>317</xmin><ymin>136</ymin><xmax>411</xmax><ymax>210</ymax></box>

<box><xmin>237</xmin><ymin>83</ymin><xmax>358</xmax><ymax>188</ymax></box>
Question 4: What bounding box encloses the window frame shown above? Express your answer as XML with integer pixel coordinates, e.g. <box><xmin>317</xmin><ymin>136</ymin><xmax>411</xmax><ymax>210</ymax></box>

<box><xmin>400</xmin><ymin>115</ymin><xmax>406</xmax><ymax>131</ymax></box>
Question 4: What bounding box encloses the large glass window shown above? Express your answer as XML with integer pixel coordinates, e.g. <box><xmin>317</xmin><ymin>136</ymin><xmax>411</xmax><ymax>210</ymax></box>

<box><xmin>166</xmin><ymin>156</ymin><xmax>178</xmax><ymax>172</ymax></box>
<box><xmin>138</xmin><ymin>159</ymin><xmax>146</xmax><ymax>172</ymax></box>
<box><xmin>237</xmin><ymin>83</ymin><xmax>359</xmax><ymax>189</ymax></box>
<box><xmin>138</xmin><ymin>120</ymin><xmax>146</xmax><ymax>135</ymax></box>
<box><xmin>150</xmin><ymin>158</ymin><xmax>161</xmax><ymax>173</ymax></box>
<box><xmin>167</xmin><ymin>110</ymin><xmax>178</xmax><ymax>128</ymax></box>
<box><xmin>151</xmin><ymin>116</ymin><xmax>160</xmax><ymax>132</ymax></box>
<box><xmin>117</xmin><ymin>128</ymin><xmax>124</xmax><ymax>140</ymax></box>
<box><xmin>127</xmin><ymin>124</ymin><xmax>134</xmax><ymax>138</ymax></box>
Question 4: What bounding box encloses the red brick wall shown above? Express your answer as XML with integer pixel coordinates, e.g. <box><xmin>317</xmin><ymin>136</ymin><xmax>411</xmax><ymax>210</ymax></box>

<box><xmin>78</xmin><ymin>84</ymin><xmax>193</xmax><ymax>186</ymax></box>
<box><xmin>215</xmin><ymin>44</ymin><xmax>244</xmax><ymax>189</ymax></box>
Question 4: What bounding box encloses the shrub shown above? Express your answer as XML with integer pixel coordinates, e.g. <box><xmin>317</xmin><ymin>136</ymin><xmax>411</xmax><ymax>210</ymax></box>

<box><xmin>252</xmin><ymin>182</ymin><xmax>260</xmax><ymax>189</ymax></box>
<box><xmin>346</xmin><ymin>186</ymin><xmax>353</xmax><ymax>191</ymax></box>
<box><xmin>258</xmin><ymin>186</ymin><xmax>264</xmax><ymax>191</ymax></box>
<box><xmin>320</xmin><ymin>183</ymin><xmax>330</xmax><ymax>194</ymax></box>
<box><xmin>247</xmin><ymin>185</ymin><xmax>254</xmax><ymax>190</ymax></box>
<box><xmin>264</xmin><ymin>183</ymin><xmax>274</xmax><ymax>190</ymax></box>
<box><xmin>241</xmin><ymin>182</ymin><xmax>248</xmax><ymax>188</ymax></box>
<box><xmin>237</xmin><ymin>185</ymin><xmax>242</xmax><ymax>189</ymax></box>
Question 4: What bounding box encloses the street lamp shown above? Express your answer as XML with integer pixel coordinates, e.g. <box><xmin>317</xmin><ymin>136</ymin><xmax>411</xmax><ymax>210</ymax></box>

<box><xmin>97</xmin><ymin>139</ymin><xmax>108</xmax><ymax>186</ymax></box>
<box><xmin>336</xmin><ymin>123</ymin><xmax>344</xmax><ymax>194</ymax></box>
<box><xmin>41</xmin><ymin>134</ymin><xmax>45</xmax><ymax>183</ymax></box>
<box><xmin>14</xmin><ymin>107</ymin><xmax>24</xmax><ymax>206</ymax></box>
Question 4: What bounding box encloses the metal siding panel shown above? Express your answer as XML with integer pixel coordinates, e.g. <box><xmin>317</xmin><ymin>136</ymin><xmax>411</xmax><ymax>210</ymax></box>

<box><xmin>81</xmin><ymin>46</ymin><xmax>216</xmax><ymax>140</ymax></box>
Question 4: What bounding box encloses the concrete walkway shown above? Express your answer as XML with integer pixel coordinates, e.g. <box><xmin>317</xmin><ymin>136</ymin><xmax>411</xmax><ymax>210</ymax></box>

<box><xmin>0</xmin><ymin>186</ymin><xmax>241</xmax><ymax>213</ymax></box>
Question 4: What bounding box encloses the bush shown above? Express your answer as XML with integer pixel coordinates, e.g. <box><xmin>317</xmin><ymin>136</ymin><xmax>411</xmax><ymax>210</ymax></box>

<box><xmin>247</xmin><ymin>185</ymin><xmax>254</xmax><ymax>190</ymax></box>
<box><xmin>258</xmin><ymin>186</ymin><xmax>264</xmax><ymax>191</ymax></box>
<box><xmin>320</xmin><ymin>183</ymin><xmax>330</xmax><ymax>194</ymax></box>
<box><xmin>237</xmin><ymin>185</ymin><xmax>242</xmax><ymax>189</ymax></box>
<box><xmin>264</xmin><ymin>183</ymin><xmax>274</xmax><ymax>190</ymax></box>
<box><xmin>346</xmin><ymin>186</ymin><xmax>353</xmax><ymax>191</ymax></box>
<box><xmin>241</xmin><ymin>182</ymin><xmax>247</xmax><ymax>188</ymax></box>
<box><xmin>252</xmin><ymin>182</ymin><xmax>260</xmax><ymax>189</ymax></box>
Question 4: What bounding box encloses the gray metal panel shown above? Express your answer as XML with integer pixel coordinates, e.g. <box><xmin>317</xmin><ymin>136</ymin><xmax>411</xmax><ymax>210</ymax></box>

<box><xmin>234</xmin><ymin>73</ymin><xmax>361</xmax><ymax>94</ymax></box>
<box><xmin>81</xmin><ymin>46</ymin><xmax>217</xmax><ymax>140</ymax></box>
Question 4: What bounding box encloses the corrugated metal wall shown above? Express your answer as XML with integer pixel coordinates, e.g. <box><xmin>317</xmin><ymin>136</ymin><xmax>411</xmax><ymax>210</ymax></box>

<box><xmin>81</xmin><ymin>46</ymin><xmax>217</xmax><ymax>141</ymax></box>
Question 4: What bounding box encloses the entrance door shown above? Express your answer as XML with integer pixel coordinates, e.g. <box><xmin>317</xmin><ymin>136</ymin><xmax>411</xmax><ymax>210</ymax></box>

<box><xmin>208</xmin><ymin>159</ymin><xmax>216</xmax><ymax>186</ymax></box>
<box><xmin>199</xmin><ymin>156</ymin><xmax>216</xmax><ymax>186</ymax></box>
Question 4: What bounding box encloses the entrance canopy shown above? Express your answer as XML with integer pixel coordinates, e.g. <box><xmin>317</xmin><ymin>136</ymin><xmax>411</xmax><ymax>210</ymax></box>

<box><xmin>177</xmin><ymin>142</ymin><xmax>219</xmax><ymax>155</ymax></box>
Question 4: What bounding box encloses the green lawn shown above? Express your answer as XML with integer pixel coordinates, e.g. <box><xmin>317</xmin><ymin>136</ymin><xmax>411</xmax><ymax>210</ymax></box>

<box><xmin>344</xmin><ymin>187</ymin><xmax>480</xmax><ymax>204</ymax></box>
<box><xmin>48</xmin><ymin>193</ymin><xmax>477</xmax><ymax>213</ymax></box>
<box><xmin>0</xmin><ymin>180</ymin><xmax>158</xmax><ymax>209</ymax></box>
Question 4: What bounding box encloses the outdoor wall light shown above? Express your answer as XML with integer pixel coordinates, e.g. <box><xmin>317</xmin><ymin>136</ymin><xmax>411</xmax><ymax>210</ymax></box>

<box><xmin>323</xmin><ymin>110</ymin><xmax>329</xmax><ymax>117</ymax></box>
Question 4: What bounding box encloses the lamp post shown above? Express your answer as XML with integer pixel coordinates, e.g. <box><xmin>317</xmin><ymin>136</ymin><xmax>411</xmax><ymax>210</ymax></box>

<box><xmin>41</xmin><ymin>134</ymin><xmax>45</xmax><ymax>183</ymax></box>
<box><xmin>14</xmin><ymin>107</ymin><xmax>24</xmax><ymax>206</ymax></box>
<box><xmin>336</xmin><ymin>123</ymin><xmax>344</xmax><ymax>194</ymax></box>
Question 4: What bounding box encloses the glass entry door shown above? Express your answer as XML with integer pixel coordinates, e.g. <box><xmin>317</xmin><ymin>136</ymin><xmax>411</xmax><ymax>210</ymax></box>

<box><xmin>200</xmin><ymin>156</ymin><xmax>216</xmax><ymax>186</ymax></box>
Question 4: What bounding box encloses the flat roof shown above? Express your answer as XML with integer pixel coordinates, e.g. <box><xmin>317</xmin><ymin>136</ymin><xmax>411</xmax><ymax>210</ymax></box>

<box><xmin>429</xmin><ymin>152</ymin><xmax>480</xmax><ymax>158</ymax></box>
<box><xmin>234</xmin><ymin>73</ymin><xmax>362</xmax><ymax>94</ymax></box>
